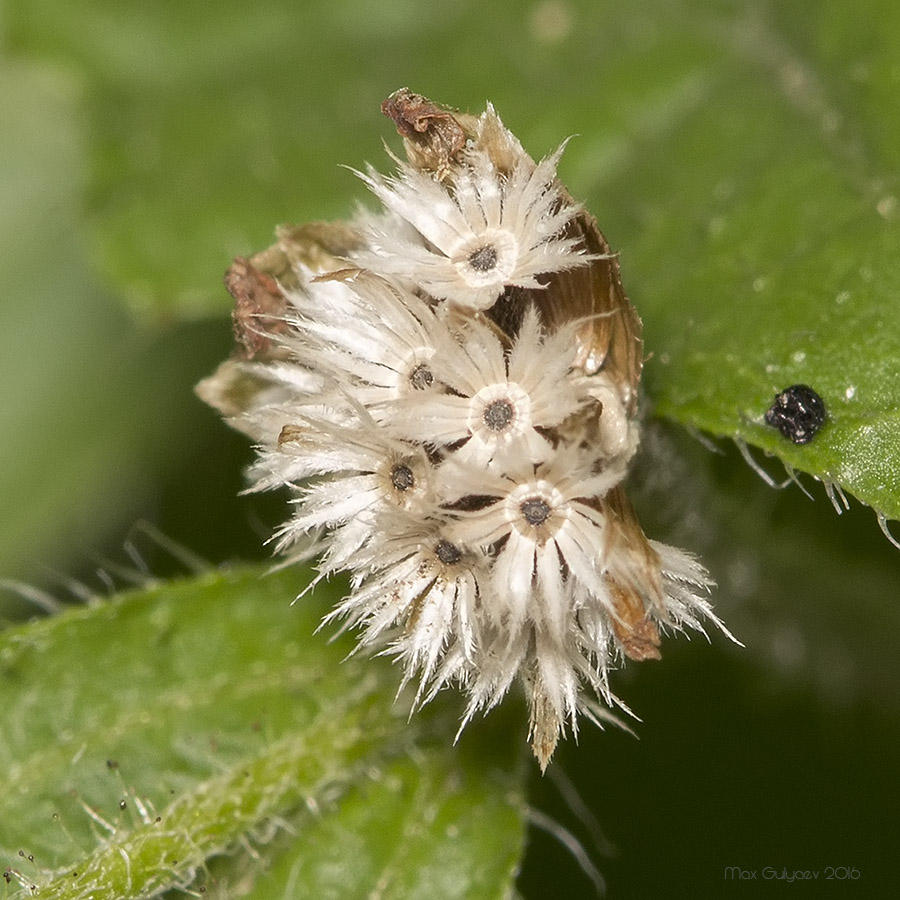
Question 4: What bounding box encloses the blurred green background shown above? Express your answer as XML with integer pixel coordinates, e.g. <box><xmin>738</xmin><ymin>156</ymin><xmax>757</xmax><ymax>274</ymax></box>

<box><xmin>1</xmin><ymin>0</ymin><xmax>898</xmax><ymax>896</ymax></box>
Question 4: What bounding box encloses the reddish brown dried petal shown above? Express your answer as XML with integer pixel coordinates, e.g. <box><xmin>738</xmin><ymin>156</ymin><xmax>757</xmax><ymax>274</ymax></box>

<box><xmin>226</xmin><ymin>222</ymin><xmax>367</xmax><ymax>361</ymax></box>
<box><xmin>225</xmin><ymin>257</ymin><xmax>290</xmax><ymax>359</ymax></box>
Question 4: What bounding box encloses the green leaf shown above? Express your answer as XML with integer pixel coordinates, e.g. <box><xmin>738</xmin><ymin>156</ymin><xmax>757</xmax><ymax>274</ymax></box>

<box><xmin>0</xmin><ymin>567</ymin><xmax>526</xmax><ymax>898</ymax></box>
<box><xmin>589</xmin><ymin>2</ymin><xmax>900</xmax><ymax>522</ymax></box>
<box><xmin>5</xmin><ymin>0</ymin><xmax>896</xmax><ymax>519</ymax></box>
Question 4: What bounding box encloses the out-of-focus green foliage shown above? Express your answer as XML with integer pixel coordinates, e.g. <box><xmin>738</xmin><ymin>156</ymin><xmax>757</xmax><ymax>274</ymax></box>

<box><xmin>0</xmin><ymin>60</ymin><xmax>233</xmax><ymax>594</ymax></box>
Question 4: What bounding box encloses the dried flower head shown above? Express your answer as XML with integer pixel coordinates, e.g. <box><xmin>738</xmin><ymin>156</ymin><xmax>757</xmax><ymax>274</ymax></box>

<box><xmin>197</xmin><ymin>88</ymin><xmax>731</xmax><ymax>769</ymax></box>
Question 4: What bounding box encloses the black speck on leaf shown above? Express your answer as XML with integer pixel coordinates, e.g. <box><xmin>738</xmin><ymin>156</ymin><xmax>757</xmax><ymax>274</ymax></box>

<box><xmin>764</xmin><ymin>384</ymin><xmax>826</xmax><ymax>444</ymax></box>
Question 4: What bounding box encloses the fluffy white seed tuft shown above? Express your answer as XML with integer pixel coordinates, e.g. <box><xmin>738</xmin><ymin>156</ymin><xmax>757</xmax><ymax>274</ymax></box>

<box><xmin>197</xmin><ymin>90</ymin><xmax>730</xmax><ymax>769</ymax></box>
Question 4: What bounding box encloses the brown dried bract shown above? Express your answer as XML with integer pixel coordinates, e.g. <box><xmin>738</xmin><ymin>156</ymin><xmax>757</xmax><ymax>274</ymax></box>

<box><xmin>484</xmin><ymin>209</ymin><xmax>643</xmax><ymax>410</ymax></box>
<box><xmin>269</xmin><ymin>221</ymin><xmax>366</xmax><ymax>280</ymax></box>
<box><xmin>529</xmin><ymin>675</ymin><xmax>562</xmax><ymax>773</ymax></box>
<box><xmin>382</xmin><ymin>87</ymin><xmax>468</xmax><ymax>176</ymax></box>
<box><xmin>277</xmin><ymin>424</ymin><xmax>305</xmax><ymax>446</ymax></box>
<box><xmin>226</xmin><ymin>257</ymin><xmax>290</xmax><ymax>359</ymax></box>
<box><xmin>602</xmin><ymin>485</ymin><xmax>664</xmax><ymax>661</ymax></box>
<box><xmin>559</xmin><ymin>208</ymin><xmax>643</xmax><ymax>411</ymax></box>
<box><xmin>607</xmin><ymin>578</ymin><xmax>663</xmax><ymax>661</ymax></box>
<box><xmin>226</xmin><ymin>221</ymin><xmax>367</xmax><ymax>360</ymax></box>
<box><xmin>246</xmin><ymin>221</ymin><xmax>366</xmax><ymax>296</ymax></box>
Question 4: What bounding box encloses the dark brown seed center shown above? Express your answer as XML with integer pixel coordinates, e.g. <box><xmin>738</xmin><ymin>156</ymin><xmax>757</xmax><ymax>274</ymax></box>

<box><xmin>390</xmin><ymin>464</ymin><xmax>415</xmax><ymax>492</ymax></box>
<box><xmin>468</xmin><ymin>245</ymin><xmax>498</xmax><ymax>272</ymax></box>
<box><xmin>409</xmin><ymin>364</ymin><xmax>434</xmax><ymax>390</ymax></box>
<box><xmin>520</xmin><ymin>497</ymin><xmax>551</xmax><ymax>526</ymax></box>
<box><xmin>435</xmin><ymin>539</ymin><xmax>462</xmax><ymax>565</ymax></box>
<box><xmin>483</xmin><ymin>398</ymin><xmax>514</xmax><ymax>431</ymax></box>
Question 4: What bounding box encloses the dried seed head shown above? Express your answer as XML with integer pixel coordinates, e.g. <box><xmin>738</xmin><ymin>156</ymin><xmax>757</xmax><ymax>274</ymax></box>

<box><xmin>197</xmin><ymin>88</ymin><xmax>730</xmax><ymax>772</ymax></box>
